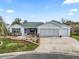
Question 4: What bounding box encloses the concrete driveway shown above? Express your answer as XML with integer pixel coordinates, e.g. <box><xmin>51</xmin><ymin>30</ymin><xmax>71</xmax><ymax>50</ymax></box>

<box><xmin>35</xmin><ymin>37</ymin><xmax>79</xmax><ymax>53</ymax></box>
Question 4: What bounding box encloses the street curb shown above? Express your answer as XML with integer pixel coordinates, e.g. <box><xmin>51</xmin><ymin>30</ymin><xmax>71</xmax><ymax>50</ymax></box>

<box><xmin>0</xmin><ymin>51</ymin><xmax>33</xmax><ymax>56</ymax></box>
<box><xmin>0</xmin><ymin>51</ymin><xmax>79</xmax><ymax>57</ymax></box>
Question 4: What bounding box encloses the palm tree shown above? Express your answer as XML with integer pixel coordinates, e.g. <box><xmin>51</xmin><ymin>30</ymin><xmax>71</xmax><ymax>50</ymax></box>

<box><xmin>0</xmin><ymin>16</ymin><xmax>8</xmax><ymax>36</ymax></box>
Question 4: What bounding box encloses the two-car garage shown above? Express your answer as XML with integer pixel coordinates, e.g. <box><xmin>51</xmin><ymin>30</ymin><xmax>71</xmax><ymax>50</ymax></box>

<box><xmin>37</xmin><ymin>23</ymin><xmax>70</xmax><ymax>37</ymax></box>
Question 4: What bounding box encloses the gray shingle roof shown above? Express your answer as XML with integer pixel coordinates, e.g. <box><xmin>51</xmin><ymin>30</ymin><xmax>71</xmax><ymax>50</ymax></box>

<box><xmin>22</xmin><ymin>22</ymin><xmax>44</xmax><ymax>28</ymax></box>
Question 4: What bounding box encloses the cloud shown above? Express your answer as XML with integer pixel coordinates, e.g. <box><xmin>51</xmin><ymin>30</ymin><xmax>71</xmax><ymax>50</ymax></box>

<box><xmin>63</xmin><ymin>0</ymin><xmax>79</xmax><ymax>5</ymax></box>
<box><xmin>0</xmin><ymin>9</ymin><xmax>4</xmax><ymax>12</ymax></box>
<box><xmin>68</xmin><ymin>8</ymin><xmax>78</xmax><ymax>16</ymax></box>
<box><xmin>44</xmin><ymin>6</ymin><xmax>49</xmax><ymax>10</ymax></box>
<box><xmin>69</xmin><ymin>9</ymin><xmax>78</xmax><ymax>12</ymax></box>
<box><xmin>68</xmin><ymin>12</ymin><xmax>74</xmax><ymax>15</ymax></box>
<box><xmin>6</xmin><ymin>9</ymin><xmax>15</xmax><ymax>13</ymax></box>
<box><xmin>40</xmin><ymin>19</ymin><xmax>44</xmax><ymax>22</ymax></box>
<box><xmin>30</xmin><ymin>15</ymin><xmax>36</xmax><ymax>18</ymax></box>
<box><xmin>5</xmin><ymin>16</ymin><xmax>10</xmax><ymax>19</ymax></box>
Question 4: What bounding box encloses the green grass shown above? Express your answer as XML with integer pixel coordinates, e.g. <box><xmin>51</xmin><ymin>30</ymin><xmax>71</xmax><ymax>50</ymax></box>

<box><xmin>0</xmin><ymin>38</ymin><xmax>38</xmax><ymax>54</ymax></box>
<box><xmin>72</xmin><ymin>34</ymin><xmax>79</xmax><ymax>41</ymax></box>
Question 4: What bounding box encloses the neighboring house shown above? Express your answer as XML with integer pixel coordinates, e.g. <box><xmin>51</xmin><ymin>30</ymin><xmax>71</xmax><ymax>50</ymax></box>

<box><xmin>9</xmin><ymin>21</ymin><xmax>70</xmax><ymax>37</ymax></box>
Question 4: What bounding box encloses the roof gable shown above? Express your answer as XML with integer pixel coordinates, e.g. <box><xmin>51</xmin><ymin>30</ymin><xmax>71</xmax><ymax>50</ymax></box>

<box><xmin>49</xmin><ymin>20</ymin><xmax>70</xmax><ymax>28</ymax></box>
<box><xmin>37</xmin><ymin>23</ymin><xmax>60</xmax><ymax>29</ymax></box>
<box><xmin>38</xmin><ymin>20</ymin><xmax>70</xmax><ymax>28</ymax></box>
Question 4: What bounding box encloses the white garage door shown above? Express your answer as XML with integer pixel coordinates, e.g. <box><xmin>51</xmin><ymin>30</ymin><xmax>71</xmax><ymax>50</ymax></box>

<box><xmin>39</xmin><ymin>29</ymin><xmax>59</xmax><ymax>37</ymax></box>
<box><xmin>62</xmin><ymin>29</ymin><xmax>68</xmax><ymax>37</ymax></box>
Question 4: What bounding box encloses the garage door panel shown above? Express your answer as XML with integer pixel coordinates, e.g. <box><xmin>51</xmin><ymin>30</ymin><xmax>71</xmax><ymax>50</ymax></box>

<box><xmin>39</xmin><ymin>29</ymin><xmax>59</xmax><ymax>37</ymax></box>
<box><xmin>62</xmin><ymin>29</ymin><xmax>68</xmax><ymax>37</ymax></box>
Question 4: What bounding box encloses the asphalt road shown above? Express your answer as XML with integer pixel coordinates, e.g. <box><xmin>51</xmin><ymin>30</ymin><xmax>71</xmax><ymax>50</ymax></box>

<box><xmin>6</xmin><ymin>53</ymin><xmax>79</xmax><ymax>59</ymax></box>
<box><xmin>0</xmin><ymin>55</ymin><xmax>16</xmax><ymax>59</ymax></box>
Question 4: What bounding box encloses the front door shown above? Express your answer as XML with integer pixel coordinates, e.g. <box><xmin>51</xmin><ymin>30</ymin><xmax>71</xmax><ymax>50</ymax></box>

<box><xmin>26</xmin><ymin>28</ymin><xmax>37</xmax><ymax>35</ymax></box>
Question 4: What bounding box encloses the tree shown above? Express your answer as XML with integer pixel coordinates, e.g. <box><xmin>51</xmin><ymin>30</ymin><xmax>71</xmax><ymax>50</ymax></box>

<box><xmin>62</xmin><ymin>19</ymin><xmax>79</xmax><ymax>35</ymax></box>
<box><xmin>61</xmin><ymin>18</ymin><xmax>65</xmax><ymax>24</ymax></box>
<box><xmin>71</xmin><ymin>25</ymin><xmax>79</xmax><ymax>35</ymax></box>
<box><xmin>11</xmin><ymin>18</ymin><xmax>22</xmax><ymax>25</ymax></box>
<box><xmin>23</xmin><ymin>20</ymin><xmax>28</xmax><ymax>24</ymax></box>
<box><xmin>61</xmin><ymin>18</ymin><xmax>74</xmax><ymax>25</ymax></box>
<box><xmin>0</xmin><ymin>16</ymin><xmax>8</xmax><ymax>36</ymax></box>
<box><xmin>65</xmin><ymin>20</ymin><xmax>74</xmax><ymax>25</ymax></box>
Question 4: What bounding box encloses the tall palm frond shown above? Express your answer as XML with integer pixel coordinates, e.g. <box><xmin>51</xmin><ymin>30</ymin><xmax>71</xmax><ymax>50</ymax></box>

<box><xmin>0</xmin><ymin>16</ymin><xmax>8</xmax><ymax>36</ymax></box>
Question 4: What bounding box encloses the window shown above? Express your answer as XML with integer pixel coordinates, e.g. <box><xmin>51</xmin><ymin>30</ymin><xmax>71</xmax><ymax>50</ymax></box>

<box><xmin>12</xmin><ymin>28</ymin><xmax>21</xmax><ymax>33</ymax></box>
<box><xmin>24</xmin><ymin>28</ymin><xmax>27</xmax><ymax>33</ymax></box>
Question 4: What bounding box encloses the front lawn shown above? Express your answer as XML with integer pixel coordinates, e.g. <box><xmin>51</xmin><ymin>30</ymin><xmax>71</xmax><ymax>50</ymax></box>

<box><xmin>72</xmin><ymin>34</ymin><xmax>79</xmax><ymax>41</ymax></box>
<box><xmin>0</xmin><ymin>38</ymin><xmax>38</xmax><ymax>54</ymax></box>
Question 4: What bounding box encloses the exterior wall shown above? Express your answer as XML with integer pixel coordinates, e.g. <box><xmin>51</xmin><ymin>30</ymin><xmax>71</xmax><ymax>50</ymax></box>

<box><xmin>21</xmin><ymin>27</ymin><xmax>25</xmax><ymax>36</ymax></box>
<box><xmin>9</xmin><ymin>24</ymin><xmax>25</xmax><ymax>36</ymax></box>
<box><xmin>68</xmin><ymin>28</ymin><xmax>71</xmax><ymax>37</ymax></box>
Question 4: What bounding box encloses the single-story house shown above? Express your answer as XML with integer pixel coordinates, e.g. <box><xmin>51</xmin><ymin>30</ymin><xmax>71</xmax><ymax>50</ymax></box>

<box><xmin>9</xmin><ymin>21</ymin><xmax>70</xmax><ymax>37</ymax></box>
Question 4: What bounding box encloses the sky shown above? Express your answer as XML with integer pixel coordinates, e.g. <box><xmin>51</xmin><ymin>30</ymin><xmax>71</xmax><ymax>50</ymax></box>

<box><xmin>0</xmin><ymin>0</ymin><xmax>79</xmax><ymax>24</ymax></box>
